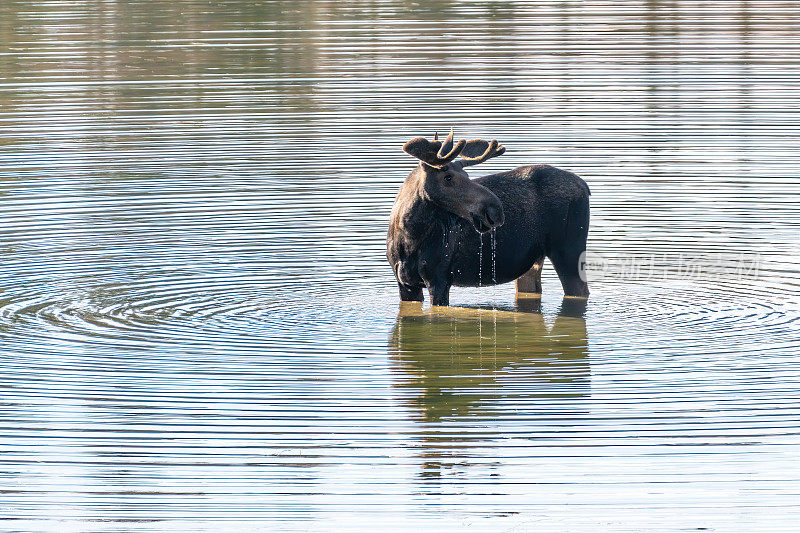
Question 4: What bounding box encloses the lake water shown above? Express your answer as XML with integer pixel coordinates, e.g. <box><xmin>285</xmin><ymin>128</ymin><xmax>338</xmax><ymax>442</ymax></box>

<box><xmin>1</xmin><ymin>1</ymin><xmax>799</xmax><ymax>531</ymax></box>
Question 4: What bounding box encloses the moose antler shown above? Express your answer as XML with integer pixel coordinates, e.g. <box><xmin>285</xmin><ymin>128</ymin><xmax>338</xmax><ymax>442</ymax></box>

<box><xmin>458</xmin><ymin>138</ymin><xmax>506</xmax><ymax>167</ymax></box>
<box><xmin>403</xmin><ymin>128</ymin><xmax>466</xmax><ymax>168</ymax></box>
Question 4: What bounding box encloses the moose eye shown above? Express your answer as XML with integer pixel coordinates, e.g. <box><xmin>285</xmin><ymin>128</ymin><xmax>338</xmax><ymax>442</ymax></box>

<box><xmin>444</xmin><ymin>174</ymin><xmax>452</xmax><ymax>182</ymax></box>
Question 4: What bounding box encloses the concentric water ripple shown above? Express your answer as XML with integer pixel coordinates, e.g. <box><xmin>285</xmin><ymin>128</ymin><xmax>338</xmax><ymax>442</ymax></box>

<box><xmin>2</xmin><ymin>0</ymin><xmax>800</xmax><ymax>531</ymax></box>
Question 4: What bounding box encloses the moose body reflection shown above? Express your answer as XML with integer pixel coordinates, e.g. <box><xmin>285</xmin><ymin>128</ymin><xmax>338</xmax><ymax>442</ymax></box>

<box><xmin>389</xmin><ymin>299</ymin><xmax>590</xmax><ymax>426</ymax></box>
<box><xmin>389</xmin><ymin>300</ymin><xmax>590</xmax><ymax>480</ymax></box>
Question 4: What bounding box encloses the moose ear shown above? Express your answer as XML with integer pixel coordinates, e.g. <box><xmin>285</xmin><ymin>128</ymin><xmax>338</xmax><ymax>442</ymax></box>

<box><xmin>403</xmin><ymin>137</ymin><xmax>443</xmax><ymax>162</ymax></box>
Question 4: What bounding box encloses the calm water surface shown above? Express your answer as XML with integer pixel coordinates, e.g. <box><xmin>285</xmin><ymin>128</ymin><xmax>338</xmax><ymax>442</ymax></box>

<box><xmin>1</xmin><ymin>1</ymin><xmax>799</xmax><ymax>531</ymax></box>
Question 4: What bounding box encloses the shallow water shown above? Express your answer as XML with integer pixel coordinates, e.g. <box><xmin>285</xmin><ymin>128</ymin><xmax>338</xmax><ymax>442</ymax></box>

<box><xmin>1</xmin><ymin>1</ymin><xmax>800</xmax><ymax>531</ymax></box>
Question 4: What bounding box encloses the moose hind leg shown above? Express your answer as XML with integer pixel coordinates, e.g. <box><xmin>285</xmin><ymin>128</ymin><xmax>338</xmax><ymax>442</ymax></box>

<box><xmin>549</xmin><ymin>247</ymin><xmax>589</xmax><ymax>298</ymax></box>
<box><xmin>515</xmin><ymin>258</ymin><xmax>544</xmax><ymax>296</ymax></box>
<box><xmin>550</xmin><ymin>196</ymin><xmax>590</xmax><ymax>298</ymax></box>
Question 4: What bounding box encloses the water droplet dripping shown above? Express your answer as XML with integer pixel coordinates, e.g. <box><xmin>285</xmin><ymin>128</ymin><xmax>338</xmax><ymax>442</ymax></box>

<box><xmin>491</xmin><ymin>229</ymin><xmax>497</xmax><ymax>283</ymax></box>
<box><xmin>478</xmin><ymin>232</ymin><xmax>483</xmax><ymax>288</ymax></box>
<box><xmin>491</xmin><ymin>229</ymin><xmax>498</xmax><ymax>309</ymax></box>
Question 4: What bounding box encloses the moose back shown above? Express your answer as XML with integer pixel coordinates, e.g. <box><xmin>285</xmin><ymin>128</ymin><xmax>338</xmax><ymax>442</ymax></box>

<box><xmin>386</xmin><ymin>130</ymin><xmax>590</xmax><ymax>306</ymax></box>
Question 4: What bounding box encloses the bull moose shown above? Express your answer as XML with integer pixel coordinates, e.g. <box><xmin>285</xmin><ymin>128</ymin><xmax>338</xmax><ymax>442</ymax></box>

<box><xmin>386</xmin><ymin>129</ymin><xmax>590</xmax><ymax>306</ymax></box>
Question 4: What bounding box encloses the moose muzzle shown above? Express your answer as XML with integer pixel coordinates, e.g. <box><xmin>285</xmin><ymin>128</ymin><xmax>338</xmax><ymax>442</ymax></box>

<box><xmin>470</xmin><ymin>194</ymin><xmax>504</xmax><ymax>234</ymax></box>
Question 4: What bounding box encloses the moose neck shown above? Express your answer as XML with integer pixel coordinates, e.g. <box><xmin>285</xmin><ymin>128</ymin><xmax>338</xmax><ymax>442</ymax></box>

<box><xmin>392</xmin><ymin>169</ymin><xmax>452</xmax><ymax>246</ymax></box>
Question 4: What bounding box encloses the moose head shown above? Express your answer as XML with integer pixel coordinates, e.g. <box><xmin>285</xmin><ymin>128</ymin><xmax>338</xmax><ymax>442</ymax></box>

<box><xmin>403</xmin><ymin>129</ymin><xmax>506</xmax><ymax>233</ymax></box>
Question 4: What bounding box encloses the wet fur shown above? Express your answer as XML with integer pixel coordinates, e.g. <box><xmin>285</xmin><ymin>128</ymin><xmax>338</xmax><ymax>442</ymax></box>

<box><xmin>387</xmin><ymin>164</ymin><xmax>590</xmax><ymax>305</ymax></box>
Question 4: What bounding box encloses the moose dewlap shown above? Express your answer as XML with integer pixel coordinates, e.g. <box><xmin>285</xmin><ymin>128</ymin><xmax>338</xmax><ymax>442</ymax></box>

<box><xmin>386</xmin><ymin>129</ymin><xmax>590</xmax><ymax>306</ymax></box>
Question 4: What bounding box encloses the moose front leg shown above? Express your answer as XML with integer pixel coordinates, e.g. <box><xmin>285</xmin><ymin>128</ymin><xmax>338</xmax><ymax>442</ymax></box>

<box><xmin>418</xmin><ymin>256</ymin><xmax>453</xmax><ymax>307</ymax></box>
<box><xmin>398</xmin><ymin>283</ymin><xmax>424</xmax><ymax>302</ymax></box>
<box><xmin>425</xmin><ymin>272</ymin><xmax>453</xmax><ymax>306</ymax></box>
<box><xmin>426</xmin><ymin>276</ymin><xmax>452</xmax><ymax>307</ymax></box>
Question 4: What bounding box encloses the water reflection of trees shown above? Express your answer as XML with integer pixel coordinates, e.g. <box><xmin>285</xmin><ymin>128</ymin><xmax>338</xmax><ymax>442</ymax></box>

<box><xmin>389</xmin><ymin>298</ymin><xmax>589</xmax><ymax>479</ymax></box>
